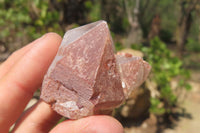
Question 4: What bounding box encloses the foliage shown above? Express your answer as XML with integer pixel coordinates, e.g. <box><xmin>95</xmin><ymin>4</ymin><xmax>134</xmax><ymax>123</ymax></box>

<box><xmin>115</xmin><ymin>42</ymin><xmax>124</xmax><ymax>51</ymax></box>
<box><xmin>159</xmin><ymin>29</ymin><xmax>173</xmax><ymax>43</ymax></box>
<box><xmin>0</xmin><ymin>0</ymin><xmax>199</xmax><ymax>53</ymax></box>
<box><xmin>186</xmin><ymin>38</ymin><xmax>200</xmax><ymax>52</ymax></box>
<box><xmin>141</xmin><ymin>37</ymin><xmax>191</xmax><ymax>115</ymax></box>
<box><xmin>0</xmin><ymin>0</ymin><xmax>63</xmax><ymax>51</ymax></box>
<box><xmin>85</xmin><ymin>0</ymin><xmax>101</xmax><ymax>22</ymax></box>
<box><xmin>136</xmin><ymin>0</ymin><xmax>178</xmax><ymax>38</ymax></box>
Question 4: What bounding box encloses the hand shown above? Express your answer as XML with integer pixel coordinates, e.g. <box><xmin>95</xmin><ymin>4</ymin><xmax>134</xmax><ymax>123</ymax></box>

<box><xmin>0</xmin><ymin>33</ymin><xmax>124</xmax><ymax>133</ymax></box>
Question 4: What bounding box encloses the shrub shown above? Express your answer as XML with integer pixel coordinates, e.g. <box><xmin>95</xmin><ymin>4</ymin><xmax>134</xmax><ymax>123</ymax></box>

<box><xmin>141</xmin><ymin>37</ymin><xmax>191</xmax><ymax>115</ymax></box>
<box><xmin>186</xmin><ymin>38</ymin><xmax>200</xmax><ymax>52</ymax></box>
<box><xmin>0</xmin><ymin>0</ymin><xmax>63</xmax><ymax>51</ymax></box>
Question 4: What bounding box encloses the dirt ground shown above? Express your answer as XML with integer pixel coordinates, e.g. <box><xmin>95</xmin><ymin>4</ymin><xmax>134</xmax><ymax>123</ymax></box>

<box><xmin>163</xmin><ymin>70</ymin><xmax>200</xmax><ymax>133</ymax></box>
<box><xmin>124</xmin><ymin>69</ymin><xmax>200</xmax><ymax>133</ymax></box>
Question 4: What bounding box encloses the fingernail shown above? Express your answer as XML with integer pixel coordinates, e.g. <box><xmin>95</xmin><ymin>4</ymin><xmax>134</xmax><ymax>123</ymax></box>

<box><xmin>32</xmin><ymin>34</ymin><xmax>48</xmax><ymax>44</ymax></box>
<box><xmin>40</xmin><ymin>33</ymin><xmax>48</xmax><ymax>40</ymax></box>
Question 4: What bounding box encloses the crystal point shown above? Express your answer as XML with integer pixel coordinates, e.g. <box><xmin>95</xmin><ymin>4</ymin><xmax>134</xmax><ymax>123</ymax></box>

<box><xmin>40</xmin><ymin>20</ymin><xmax>151</xmax><ymax>119</ymax></box>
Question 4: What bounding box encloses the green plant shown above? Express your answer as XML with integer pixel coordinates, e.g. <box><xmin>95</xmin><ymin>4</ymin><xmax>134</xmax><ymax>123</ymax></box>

<box><xmin>85</xmin><ymin>0</ymin><xmax>101</xmax><ymax>22</ymax></box>
<box><xmin>0</xmin><ymin>0</ymin><xmax>63</xmax><ymax>51</ymax></box>
<box><xmin>186</xmin><ymin>38</ymin><xmax>200</xmax><ymax>52</ymax></box>
<box><xmin>159</xmin><ymin>29</ymin><xmax>173</xmax><ymax>43</ymax></box>
<box><xmin>141</xmin><ymin>37</ymin><xmax>191</xmax><ymax>115</ymax></box>
<box><xmin>115</xmin><ymin>42</ymin><xmax>124</xmax><ymax>51</ymax></box>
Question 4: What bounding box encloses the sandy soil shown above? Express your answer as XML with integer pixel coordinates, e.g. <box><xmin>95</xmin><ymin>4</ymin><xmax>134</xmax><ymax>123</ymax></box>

<box><xmin>124</xmin><ymin>70</ymin><xmax>200</xmax><ymax>133</ymax></box>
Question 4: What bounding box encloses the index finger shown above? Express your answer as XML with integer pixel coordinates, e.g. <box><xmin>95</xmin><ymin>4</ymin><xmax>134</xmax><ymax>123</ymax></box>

<box><xmin>0</xmin><ymin>36</ymin><xmax>43</xmax><ymax>79</ymax></box>
<box><xmin>0</xmin><ymin>33</ymin><xmax>62</xmax><ymax>132</ymax></box>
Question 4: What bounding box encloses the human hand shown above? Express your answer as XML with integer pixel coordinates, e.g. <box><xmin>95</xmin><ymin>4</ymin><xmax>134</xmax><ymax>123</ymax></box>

<box><xmin>0</xmin><ymin>33</ymin><xmax>124</xmax><ymax>133</ymax></box>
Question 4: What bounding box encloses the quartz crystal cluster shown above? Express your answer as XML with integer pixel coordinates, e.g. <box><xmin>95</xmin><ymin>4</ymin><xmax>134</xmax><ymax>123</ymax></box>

<box><xmin>40</xmin><ymin>20</ymin><xmax>151</xmax><ymax>119</ymax></box>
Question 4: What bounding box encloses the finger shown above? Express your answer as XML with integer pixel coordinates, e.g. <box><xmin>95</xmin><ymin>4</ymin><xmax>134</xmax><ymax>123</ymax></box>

<box><xmin>0</xmin><ymin>33</ymin><xmax>62</xmax><ymax>132</ymax></box>
<box><xmin>0</xmin><ymin>36</ymin><xmax>44</xmax><ymax>79</ymax></box>
<box><xmin>12</xmin><ymin>100</ymin><xmax>61</xmax><ymax>133</ymax></box>
<box><xmin>50</xmin><ymin>116</ymin><xmax>124</xmax><ymax>133</ymax></box>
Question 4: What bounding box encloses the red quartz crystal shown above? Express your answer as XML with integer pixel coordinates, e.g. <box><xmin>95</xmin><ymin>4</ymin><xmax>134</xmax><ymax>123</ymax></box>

<box><xmin>116</xmin><ymin>52</ymin><xmax>151</xmax><ymax>98</ymax></box>
<box><xmin>40</xmin><ymin>20</ymin><xmax>151</xmax><ymax>119</ymax></box>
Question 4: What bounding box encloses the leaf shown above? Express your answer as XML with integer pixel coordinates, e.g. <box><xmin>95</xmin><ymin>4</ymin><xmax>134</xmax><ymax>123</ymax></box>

<box><xmin>185</xmin><ymin>83</ymin><xmax>192</xmax><ymax>91</ymax></box>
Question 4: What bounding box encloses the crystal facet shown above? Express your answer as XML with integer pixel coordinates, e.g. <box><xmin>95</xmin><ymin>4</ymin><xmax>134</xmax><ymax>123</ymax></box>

<box><xmin>40</xmin><ymin>20</ymin><xmax>151</xmax><ymax>119</ymax></box>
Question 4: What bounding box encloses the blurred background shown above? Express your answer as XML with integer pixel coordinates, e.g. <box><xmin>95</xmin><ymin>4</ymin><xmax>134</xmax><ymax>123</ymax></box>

<box><xmin>1</xmin><ymin>0</ymin><xmax>199</xmax><ymax>133</ymax></box>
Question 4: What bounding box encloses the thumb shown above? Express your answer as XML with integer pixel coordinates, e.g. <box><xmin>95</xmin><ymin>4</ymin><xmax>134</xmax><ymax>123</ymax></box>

<box><xmin>50</xmin><ymin>115</ymin><xmax>124</xmax><ymax>133</ymax></box>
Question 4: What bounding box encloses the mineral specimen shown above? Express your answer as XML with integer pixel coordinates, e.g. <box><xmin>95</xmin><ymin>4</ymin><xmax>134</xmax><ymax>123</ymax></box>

<box><xmin>40</xmin><ymin>20</ymin><xmax>151</xmax><ymax>119</ymax></box>
<box><xmin>116</xmin><ymin>52</ymin><xmax>151</xmax><ymax>98</ymax></box>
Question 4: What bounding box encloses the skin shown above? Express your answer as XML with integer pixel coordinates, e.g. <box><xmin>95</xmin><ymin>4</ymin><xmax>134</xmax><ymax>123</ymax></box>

<box><xmin>0</xmin><ymin>33</ymin><xmax>124</xmax><ymax>133</ymax></box>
